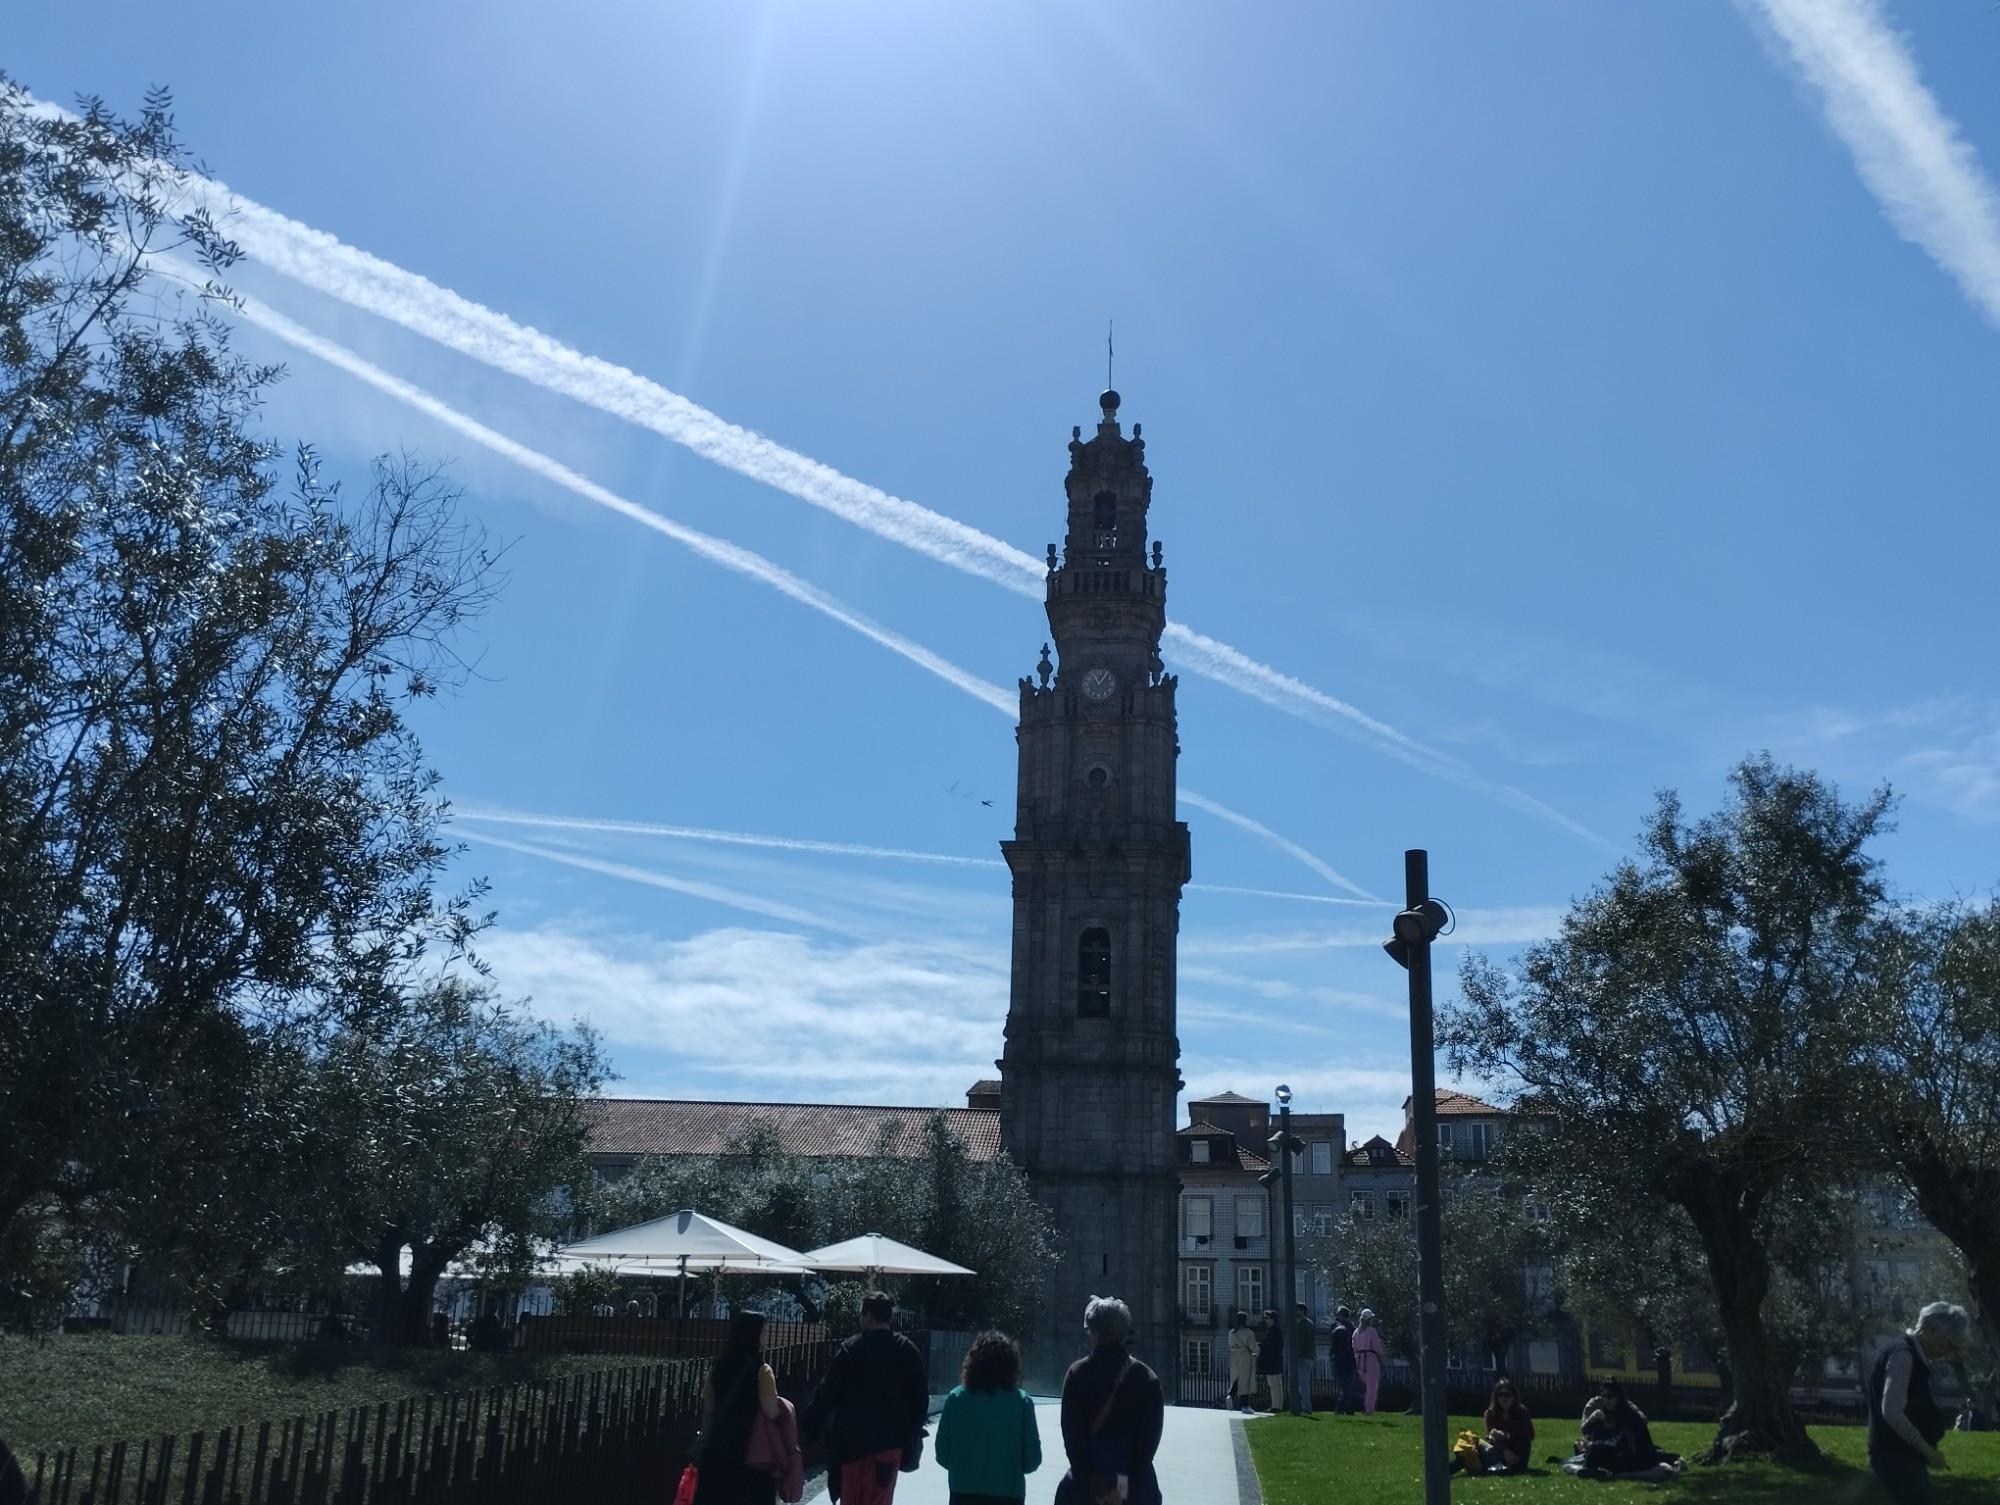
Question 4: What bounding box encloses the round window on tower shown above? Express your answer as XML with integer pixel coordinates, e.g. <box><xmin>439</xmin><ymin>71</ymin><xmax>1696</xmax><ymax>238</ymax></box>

<box><xmin>1085</xmin><ymin>764</ymin><xmax>1112</xmax><ymax>789</ymax></box>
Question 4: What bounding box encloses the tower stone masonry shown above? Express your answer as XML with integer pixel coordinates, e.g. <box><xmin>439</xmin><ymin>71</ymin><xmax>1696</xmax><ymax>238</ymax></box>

<box><xmin>999</xmin><ymin>389</ymin><xmax>1188</xmax><ymax>1394</ymax></box>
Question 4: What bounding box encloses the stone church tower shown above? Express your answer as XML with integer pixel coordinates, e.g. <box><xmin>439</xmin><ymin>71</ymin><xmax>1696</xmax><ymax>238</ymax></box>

<box><xmin>999</xmin><ymin>389</ymin><xmax>1188</xmax><ymax>1393</ymax></box>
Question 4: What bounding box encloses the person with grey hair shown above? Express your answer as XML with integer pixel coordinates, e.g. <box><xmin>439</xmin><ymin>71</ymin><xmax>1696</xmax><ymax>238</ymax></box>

<box><xmin>1055</xmin><ymin>1297</ymin><xmax>1164</xmax><ymax>1505</ymax></box>
<box><xmin>1867</xmin><ymin>1300</ymin><xmax>1971</xmax><ymax>1503</ymax></box>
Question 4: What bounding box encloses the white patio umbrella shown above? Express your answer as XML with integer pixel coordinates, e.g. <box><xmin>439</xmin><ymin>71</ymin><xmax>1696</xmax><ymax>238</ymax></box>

<box><xmin>800</xmin><ymin>1233</ymin><xmax>975</xmax><ymax>1278</ymax></box>
<box><xmin>555</xmin><ymin>1208</ymin><xmax>813</xmax><ymax>1316</ymax></box>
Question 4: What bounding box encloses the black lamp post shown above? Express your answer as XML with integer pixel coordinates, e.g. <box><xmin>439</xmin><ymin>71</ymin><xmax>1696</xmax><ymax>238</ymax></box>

<box><xmin>1384</xmin><ymin>849</ymin><xmax>1451</xmax><ymax>1505</ymax></box>
<box><xmin>1261</xmin><ymin>1084</ymin><xmax>1303</xmax><ymax>1413</ymax></box>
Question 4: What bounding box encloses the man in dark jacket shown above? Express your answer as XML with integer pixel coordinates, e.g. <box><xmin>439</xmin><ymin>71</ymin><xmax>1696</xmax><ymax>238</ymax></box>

<box><xmin>1867</xmin><ymin>1302</ymin><xmax>1971</xmax><ymax>1504</ymax></box>
<box><xmin>1328</xmin><ymin>1306</ymin><xmax>1358</xmax><ymax>1414</ymax></box>
<box><xmin>802</xmin><ymin>1292</ymin><xmax>929</xmax><ymax>1505</ymax></box>
<box><xmin>1057</xmin><ymin>1296</ymin><xmax>1165</xmax><ymax>1505</ymax></box>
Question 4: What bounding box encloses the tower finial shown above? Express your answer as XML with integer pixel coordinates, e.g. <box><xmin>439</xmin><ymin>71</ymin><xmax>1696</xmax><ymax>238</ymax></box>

<box><xmin>1107</xmin><ymin>319</ymin><xmax>1114</xmax><ymax>392</ymax></box>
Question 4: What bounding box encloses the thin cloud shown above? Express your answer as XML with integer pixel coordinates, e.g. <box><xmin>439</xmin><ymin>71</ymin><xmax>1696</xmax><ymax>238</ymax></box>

<box><xmin>1178</xmin><ymin>791</ymin><xmax>1379</xmax><ymax>900</ymax></box>
<box><xmin>1182</xmin><ymin>905</ymin><xmax>1567</xmax><ymax>958</ymax></box>
<box><xmin>1187</xmin><ymin>883</ymin><xmax>1392</xmax><ymax>908</ymax></box>
<box><xmin>462</xmin><ymin>830</ymin><xmax>845</xmax><ymax>932</ymax></box>
<box><xmin>1746</xmin><ymin>0</ymin><xmax>2000</xmax><ymax>327</ymax></box>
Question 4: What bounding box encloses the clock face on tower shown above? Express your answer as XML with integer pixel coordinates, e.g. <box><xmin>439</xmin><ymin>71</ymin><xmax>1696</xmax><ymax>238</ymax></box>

<box><xmin>1079</xmin><ymin>667</ymin><xmax>1118</xmax><ymax>702</ymax></box>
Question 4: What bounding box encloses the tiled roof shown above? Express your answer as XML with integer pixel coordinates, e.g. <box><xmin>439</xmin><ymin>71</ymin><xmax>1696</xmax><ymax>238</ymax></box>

<box><xmin>1190</xmin><ymin>1090</ymin><xmax>1264</xmax><ymax>1104</ymax></box>
<box><xmin>1178</xmin><ymin>1121</ymin><xmax>1270</xmax><ymax>1173</ymax></box>
<box><xmin>1398</xmin><ymin>1088</ymin><xmax>1505</xmax><ymax>1117</ymax></box>
<box><xmin>967</xmin><ymin>1078</ymin><xmax>1002</xmax><ymax>1095</ymax></box>
<box><xmin>1344</xmin><ymin>1134</ymin><xmax>1412</xmax><ymax>1168</ymax></box>
<box><xmin>586</xmin><ymin>1099</ymin><xmax>1002</xmax><ymax>1162</ymax></box>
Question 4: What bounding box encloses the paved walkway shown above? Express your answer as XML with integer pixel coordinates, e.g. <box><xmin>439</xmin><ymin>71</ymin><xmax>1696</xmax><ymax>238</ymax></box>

<box><xmin>808</xmin><ymin>1400</ymin><xmax>1258</xmax><ymax>1505</ymax></box>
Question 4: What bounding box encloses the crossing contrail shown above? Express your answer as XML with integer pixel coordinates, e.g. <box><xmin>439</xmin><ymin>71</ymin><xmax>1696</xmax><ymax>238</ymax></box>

<box><xmin>211</xmin><ymin>294</ymin><xmax>1369</xmax><ymax>900</ymax></box>
<box><xmin>456</xmin><ymin>808</ymin><xmax>1007</xmax><ymax>868</ymax></box>
<box><xmin>98</xmin><ymin>132</ymin><xmax>1606</xmax><ymax>849</ymax></box>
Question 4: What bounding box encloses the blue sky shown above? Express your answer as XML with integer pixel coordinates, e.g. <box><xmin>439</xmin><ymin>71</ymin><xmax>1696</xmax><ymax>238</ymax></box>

<box><xmin>12</xmin><ymin>1</ymin><xmax>2000</xmax><ymax>1140</ymax></box>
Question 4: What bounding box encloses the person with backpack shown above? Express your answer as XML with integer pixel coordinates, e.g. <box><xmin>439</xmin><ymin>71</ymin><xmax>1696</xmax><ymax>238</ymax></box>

<box><xmin>694</xmin><ymin>1312</ymin><xmax>784</xmax><ymax>1505</ymax></box>
<box><xmin>935</xmin><ymin>1330</ymin><xmax>1042</xmax><ymax>1505</ymax></box>
<box><xmin>1055</xmin><ymin>1296</ymin><xmax>1164</xmax><ymax>1505</ymax></box>
<box><xmin>801</xmin><ymin>1292</ymin><xmax>929</xmax><ymax>1505</ymax></box>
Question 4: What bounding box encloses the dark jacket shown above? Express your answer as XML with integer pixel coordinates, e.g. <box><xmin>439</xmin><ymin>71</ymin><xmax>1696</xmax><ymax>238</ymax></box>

<box><xmin>1868</xmin><ymin>1333</ymin><xmax>1946</xmax><ymax>1465</ymax></box>
<box><xmin>801</xmin><ymin>1327</ymin><xmax>929</xmax><ymax>1465</ymax></box>
<box><xmin>1328</xmin><ymin>1320</ymin><xmax>1356</xmax><ymax>1375</ymax></box>
<box><xmin>1256</xmin><ymin>1327</ymin><xmax>1284</xmax><ymax>1376</ymax></box>
<box><xmin>1056</xmin><ymin>1344</ymin><xmax>1164</xmax><ymax>1505</ymax></box>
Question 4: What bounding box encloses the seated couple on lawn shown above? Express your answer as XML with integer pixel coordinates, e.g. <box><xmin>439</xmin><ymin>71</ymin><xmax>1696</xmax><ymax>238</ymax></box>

<box><xmin>1567</xmin><ymin>1379</ymin><xmax>1681</xmax><ymax>1480</ymax></box>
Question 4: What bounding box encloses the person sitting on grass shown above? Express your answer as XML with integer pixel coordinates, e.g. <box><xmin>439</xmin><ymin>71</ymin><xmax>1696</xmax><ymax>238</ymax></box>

<box><xmin>1479</xmin><ymin>1378</ymin><xmax>1535</xmax><ymax>1473</ymax></box>
<box><xmin>1576</xmin><ymin>1379</ymin><xmax>1670</xmax><ymax>1478</ymax></box>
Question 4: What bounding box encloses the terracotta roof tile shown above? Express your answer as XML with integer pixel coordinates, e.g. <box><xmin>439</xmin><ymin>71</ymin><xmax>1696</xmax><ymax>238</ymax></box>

<box><xmin>1190</xmin><ymin>1090</ymin><xmax>1264</xmax><ymax>1104</ymax></box>
<box><xmin>1344</xmin><ymin>1134</ymin><xmax>1412</xmax><ymax>1168</ymax></box>
<box><xmin>586</xmin><ymin>1099</ymin><xmax>1001</xmax><ymax>1162</ymax></box>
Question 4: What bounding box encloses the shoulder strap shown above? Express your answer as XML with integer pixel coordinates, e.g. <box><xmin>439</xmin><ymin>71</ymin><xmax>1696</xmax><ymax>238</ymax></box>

<box><xmin>1090</xmin><ymin>1359</ymin><xmax>1135</xmax><ymax>1438</ymax></box>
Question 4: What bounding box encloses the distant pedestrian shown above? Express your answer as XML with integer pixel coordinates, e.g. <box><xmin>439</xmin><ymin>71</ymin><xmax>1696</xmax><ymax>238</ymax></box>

<box><xmin>1350</xmin><ymin>1310</ymin><xmax>1386</xmax><ymax>1414</ymax></box>
<box><xmin>1868</xmin><ymin>1301</ymin><xmax>1971</xmax><ymax>1504</ymax></box>
<box><xmin>1256</xmin><ymin>1309</ymin><xmax>1286</xmax><ymax>1413</ymax></box>
<box><xmin>695</xmin><ymin>1311</ymin><xmax>784</xmax><ymax>1505</ymax></box>
<box><xmin>935</xmin><ymin>1330</ymin><xmax>1042</xmax><ymax>1505</ymax></box>
<box><xmin>1226</xmin><ymin>1311</ymin><xmax>1259</xmax><ymax>1413</ymax></box>
<box><xmin>470</xmin><ymin>1305</ymin><xmax>506</xmax><ymax>1352</ymax></box>
<box><xmin>1328</xmin><ymin>1307</ymin><xmax>1358</xmax><ymax>1414</ymax></box>
<box><xmin>801</xmin><ymin>1291</ymin><xmax>929</xmax><ymax>1505</ymax></box>
<box><xmin>430</xmin><ymin>1311</ymin><xmax>451</xmax><ymax>1349</ymax></box>
<box><xmin>1054</xmin><ymin>1297</ymin><xmax>1164</xmax><ymax>1505</ymax></box>
<box><xmin>1289</xmin><ymin>1303</ymin><xmax>1317</xmax><ymax>1415</ymax></box>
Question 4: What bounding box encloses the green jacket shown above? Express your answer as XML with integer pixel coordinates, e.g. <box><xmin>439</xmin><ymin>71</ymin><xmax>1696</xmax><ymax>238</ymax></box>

<box><xmin>934</xmin><ymin>1384</ymin><xmax>1043</xmax><ymax>1499</ymax></box>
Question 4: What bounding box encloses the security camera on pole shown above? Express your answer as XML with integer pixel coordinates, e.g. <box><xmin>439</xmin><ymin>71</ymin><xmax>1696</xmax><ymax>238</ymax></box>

<box><xmin>1383</xmin><ymin>850</ymin><xmax>1452</xmax><ymax>1505</ymax></box>
<box><xmin>1260</xmin><ymin>1084</ymin><xmax>1304</xmax><ymax>1413</ymax></box>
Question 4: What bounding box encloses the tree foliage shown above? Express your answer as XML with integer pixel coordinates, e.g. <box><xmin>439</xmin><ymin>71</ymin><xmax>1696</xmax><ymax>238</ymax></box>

<box><xmin>0</xmin><ymin>81</ymin><xmax>513</xmax><ymax>1325</ymax></box>
<box><xmin>594</xmin><ymin>1113</ymin><xmax>1060</xmax><ymax>1335</ymax></box>
<box><xmin>1443</xmin><ymin>756</ymin><xmax>1895</xmax><ymax>1465</ymax></box>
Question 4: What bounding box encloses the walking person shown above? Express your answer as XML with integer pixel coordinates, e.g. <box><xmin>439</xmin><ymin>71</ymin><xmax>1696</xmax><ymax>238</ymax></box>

<box><xmin>694</xmin><ymin>1312</ymin><xmax>784</xmax><ymax>1505</ymax></box>
<box><xmin>1289</xmin><ymin>1302</ymin><xmax>1317</xmax><ymax>1416</ymax></box>
<box><xmin>1867</xmin><ymin>1301</ymin><xmax>1972</xmax><ymax>1504</ymax></box>
<box><xmin>1226</xmin><ymin>1311</ymin><xmax>1260</xmax><ymax>1414</ymax></box>
<box><xmin>935</xmin><ymin>1331</ymin><xmax>1042</xmax><ymax>1505</ymax></box>
<box><xmin>1350</xmin><ymin>1309</ymin><xmax>1386</xmax><ymax>1414</ymax></box>
<box><xmin>1256</xmin><ymin>1308</ymin><xmax>1286</xmax><ymax>1414</ymax></box>
<box><xmin>801</xmin><ymin>1292</ymin><xmax>930</xmax><ymax>1505</ymax></box>
<box><xmin>1055</xmin><ymin>1297</ymin><xmax>1165</xmax><ymax>1505</ymax></box>
<box><xmin>1328</xmin><ymin>1307</ymin><xmax>1358</xmax><ymax>1414</ymax></box>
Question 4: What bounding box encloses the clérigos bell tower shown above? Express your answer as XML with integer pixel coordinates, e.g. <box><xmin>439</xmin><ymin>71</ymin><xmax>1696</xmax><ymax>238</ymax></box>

<box><xmin>999</xmin><ymin>388</ymin><xmax>1188</xmax><ymax>1393</ymax></box>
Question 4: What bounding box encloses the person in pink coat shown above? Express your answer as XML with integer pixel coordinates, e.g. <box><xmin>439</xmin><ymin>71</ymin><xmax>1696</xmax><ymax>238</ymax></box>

<box><xmin>1350</xmin><ymin>1309</ymin><xmax>1387</xmax><ymax>1414</ymax></box>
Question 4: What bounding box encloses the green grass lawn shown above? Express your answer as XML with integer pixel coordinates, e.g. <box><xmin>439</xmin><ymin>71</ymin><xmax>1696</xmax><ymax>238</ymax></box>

<box><xmin>0</xmin><ymin>1333</ymin><xmax>619</xmax><ymax>1459</ymax></box>
<box><xmin>1244</xmin><ymin>1412</ymin><xmax>2000</xmax><ymax>1505</ymax></box>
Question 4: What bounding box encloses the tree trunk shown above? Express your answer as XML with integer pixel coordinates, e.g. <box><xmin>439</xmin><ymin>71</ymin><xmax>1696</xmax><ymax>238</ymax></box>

<box><xmin>395</xmin><ymin>1244</ymin><xmax>457</xmax><ymax>1346</ymax></box>
<box><xmin>1682</xmin><ymin>1186</ymin><xmax>1819</xmax><ymax>1466</ymax></box>
<box><xmin>370</xmin><ymin>1236</ymin><xmax>408</xmax><ymax>1339</ymax></box>
<box><xmin>1902</xmin><ymin>1157</ymin><xmax>2000</xmax><ymax>1422</ymax></box>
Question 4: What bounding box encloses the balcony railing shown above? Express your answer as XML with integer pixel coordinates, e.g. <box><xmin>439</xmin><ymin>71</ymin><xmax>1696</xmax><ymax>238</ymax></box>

<box><xmin>1179</xmin><ymin>1306</ymin><xmax>1216</xmax><ymax>1328</ymax></box>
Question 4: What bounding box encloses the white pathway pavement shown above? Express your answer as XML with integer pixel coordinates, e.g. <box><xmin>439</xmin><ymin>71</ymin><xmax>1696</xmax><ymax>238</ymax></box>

<box><xmin>809</xmin><ymin>1400</ymin><xmax>1258</xmax><ymax>1505</ymax></box>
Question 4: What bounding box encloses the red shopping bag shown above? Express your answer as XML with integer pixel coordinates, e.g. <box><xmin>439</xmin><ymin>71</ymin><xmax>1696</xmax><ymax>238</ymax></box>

<box><xmin>672</xmin><ymin>1463</ymin><xmax>699</xmax><ymax>1505</ymax></box>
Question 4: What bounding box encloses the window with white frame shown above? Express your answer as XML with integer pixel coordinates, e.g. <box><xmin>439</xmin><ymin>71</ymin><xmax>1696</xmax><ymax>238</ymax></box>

<box><xmin>1185</xmin><ymin>1196</ymin><xmax>1213</xmax><ymax>1245</ymax></box>
<box><xmin>1190</xmin><ymin>1139</ymin><xmax>1210</xmax><ymax>1164</ymax></box>
<box><xmin>1235</xmin><ymin>1195</ymin><xmax>1266</xmax><ymax>1240</ymax></box>
<box><xmin>1466</xmin><ymin>1122</ymin><xmax>1495</xmax><ymax>1159</ymax></box>
<box><xmin>1310</xmin><ymin>1141</ymin><xmax>1333</xmax><ymax>1176</ymax></box>
<box><xmin>1436</xmin><ymin>1123</ymin><xmax>1455</xmax><ymax>1154</ymax></box>
<box><xmin>1185</xmin><ymin>1338</ymin><xmax>1214</xmax><ymax>1376</ymax></box>
<box><xmin>1237</xmin><ymin>1264</ymin><xmax>1265</xmax><ymax>1314</ymax></box>
<box><xmin>1350</xmin><ymin>1190</ymin><xmax>1377</xmax><ymax>1220</ymax></box>
<box><xmin>1184</xmin><ymin>1263</ymin><xmax>1212</xmax><ymax>1317</ymax></box>
<box><xmin>1523</xmin><ymin>1197</ymin><xmax>1548</xmax><ymax>1222</ymax></box>
<box><xmin>1386</xmin><ymin>1190</ymin><xmax>1412</xmax><ymax>1221</ymax></box>
<box><xmin>1310</xmin><ymin>1203</ymin><xmax>1334</xmax><ymax>1234</ymax></box>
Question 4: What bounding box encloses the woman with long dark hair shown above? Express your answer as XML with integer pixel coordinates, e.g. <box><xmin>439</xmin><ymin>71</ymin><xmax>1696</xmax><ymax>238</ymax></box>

<box><xmin>1479</xmin><ymin>1377</ymin><xmax>1535</xmax><ymax>1473</ymax></box>
<box><xmin>935</xmin><ymin>1331</ymin><xmax>1043</xmax><ymax>1505</ymax></box>
<box><xmin>695</xmin><ymin>1311</ymin><xmax>783</xmax><ymax>1505</ymax></box>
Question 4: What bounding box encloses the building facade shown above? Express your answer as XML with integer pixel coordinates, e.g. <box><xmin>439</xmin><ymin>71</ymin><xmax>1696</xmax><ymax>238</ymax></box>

<box><xmin>999</xmin><ymin>390</ymin><xmax>1190</xmax><ymax>1391</ymax></box>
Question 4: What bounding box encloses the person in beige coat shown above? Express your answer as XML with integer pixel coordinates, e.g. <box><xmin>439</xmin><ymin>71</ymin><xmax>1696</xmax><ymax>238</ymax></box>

<box><xmin>1226</xmin><ymin>1311</ymin><xmax>1260</xmax><ymax>1413</ymax></box>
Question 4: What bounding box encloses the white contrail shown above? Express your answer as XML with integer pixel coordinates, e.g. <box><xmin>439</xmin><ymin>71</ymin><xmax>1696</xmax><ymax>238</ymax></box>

<box><xmin>463</xmin><ymin>831</ymin><xmax>842</xmax><ymax>931</ymax></box>
<box><xmin>1746</xmin><ymin>0</ymin><xmax>2000</xmax><ymax>328</ymax></box>
<box><xmin>457</xmin><ymin>807</ymin><xmax>1007</xmax><ymax>868</ymax></box>
<box><xmin>1187</xmin><ymin>883</ymin><xmax>1393</xmax><ymax>908</ymax></box>
<box><xmin>218</xmin><ymin>289</ymin><xmax>1373</xmax><ymax>903</ymax></box>
<box><xmin>1177</xmin><ymin>791</ymin><xmax>1379</xmax><ymax>901</ymax></box>
<box><xmin>219</xmin><ymin>285</ymin><xmax>1018</xmax><ymax>717</ymax></box>
<box><xmin>71</xmin><ymin>127</ymin><xmax>1601</xmax><ymax>847</ymax></box>
<box><xmin>1165</xmin><ymin>623</ymin><xmax>1616</xmax><ymax>853</ymax></box>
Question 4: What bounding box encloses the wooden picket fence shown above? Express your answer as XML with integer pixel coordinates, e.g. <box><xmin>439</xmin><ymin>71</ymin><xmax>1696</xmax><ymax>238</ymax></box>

<box><xmin>24</xmin><ymin>1348</ymin><xmax>834</xmax><ymax>1505</ymax></box>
